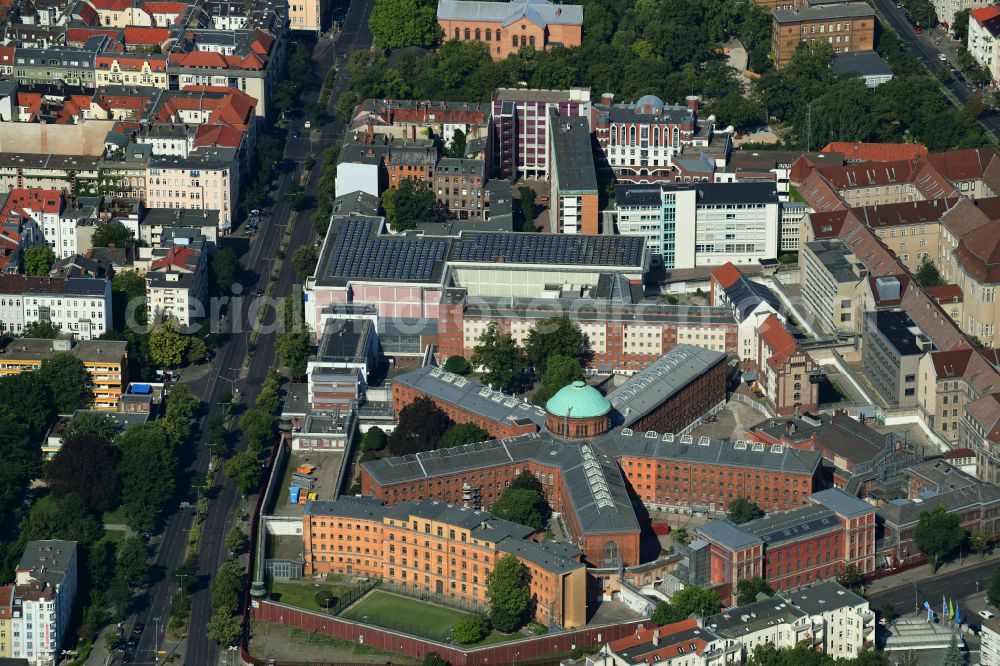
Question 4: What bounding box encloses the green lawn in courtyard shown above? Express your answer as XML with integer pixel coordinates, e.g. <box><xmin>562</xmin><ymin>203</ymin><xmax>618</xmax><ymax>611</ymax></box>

<box><xmin>270</xmin><ymin>579</ymin><xmax>358</xmax><ymax>612</ymax></box>
<box><xmin>342</xmin><ymin>591</ymin><xmax>472</xmax><ymax>641</ymax></box>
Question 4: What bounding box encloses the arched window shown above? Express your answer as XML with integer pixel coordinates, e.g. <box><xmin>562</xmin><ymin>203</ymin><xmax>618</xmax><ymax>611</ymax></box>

<box><xmin>610</xmin><ymin>126</ymin><xmax>617</xmax><ymax>146</ymax></box>
<box><xmin>475</xmin><ymin>28</ymin><xmax>480</xmax><ymax>40</ymax></box>
<box><xmin>512</xmin><ymin>35</ymin><xmax>517</xmax><ymax>46</ymax></box>
<box><xmin>529</xmin><ymin>35</ymin><xmax>535</xmax><ymax>47</ymax></box>
<box><xmin>495</xmin><ymin>29</ymin><xmax>500</xmax><ymax>40</ymax></box>
<box><xmin>629</xmin><ymin>125</ymin><xmax>636</xmax><ymax>145</ymax></box>
<box><xmin>485</xmin><ymin>28</ymin><xmax>491</xmax><ymax>41</ymax></box>
<box><xmin>672</xmin><ymin>126</ymin><xmax>679</xmax><ymax>146</ymax></box>
<box><xmin>521</xmin><ymin>35</ymin><xmax>527</xmax><ymax>46</ymax></box>
<box><xmin>652</xmin><ymin>127</ymin><xmax>659</xmax><ymax>147</ymax></box>
<box><xmin>604</xmin><ymin>541</ymin><xmax>620</xmax><ymax>566</ymax></box>
<box><xmin>454</xmin><ymin>28</ymin><xmax>460</xmax><ymax>40</ymax></box>
<box><xmin>464</xmin><ymin>28</ymin><xmax>470</xmax><ymax>40</ymax></box>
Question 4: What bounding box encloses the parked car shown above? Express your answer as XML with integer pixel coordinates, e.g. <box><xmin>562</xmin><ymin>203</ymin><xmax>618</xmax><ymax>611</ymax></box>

<box><xmin>915</xmin><ymin>25</ymin><xmax>923</xmax><ymax>33</ymax></box>
<box><xmin>938</xmin><ymin>53</ymin><xmax>947</xmax><ymax>61</ymax></box>
<box><xmin>132</xmin><ymin>622</ymin><xmax>145</xmax><ymax>635</ymax></box>
<box><xmin>980</xmin><ymin>610</ymin><xmax>995</xmax><ymax>620</ymax></box>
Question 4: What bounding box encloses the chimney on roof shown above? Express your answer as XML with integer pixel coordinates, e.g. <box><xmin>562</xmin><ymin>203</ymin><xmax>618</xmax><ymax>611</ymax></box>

<box><xmin>686</xmin><ymin>95</ymin><xmax>699</xmax><ymax>116</ymax></box>
<box><xmin>652</xmin><ymin>628</ymin><xmax>660</xmax><ymax>646</ymax></box>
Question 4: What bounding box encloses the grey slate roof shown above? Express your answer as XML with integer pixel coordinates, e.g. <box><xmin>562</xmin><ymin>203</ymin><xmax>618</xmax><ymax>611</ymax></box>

<box><xmin>833</xmin><ymin>51</ymin><xmax>893</xmax><ymax>78</ymax></box>
<box><xmin>780</xmin><ymin>581</ymin><xmax>867</xmax><ymax>615</ymax></box>
<box><xmin>391</xmin><ymin>366</ymin><xmax>545</xmax><ymax>430</ymax></box>
<box><xmin>306</xmin><ymin>496</ymin><xmax>389</xmax><ymax>521</ymax></box>
<box><xmin>498</xmin><ymin>539</ymin><xmax>584</xmax><ymax>574</ymax></box>
<box><xmin>17</xmin><ymin>540</ymin><xmax>76</xmax><ymax>589</ymax></box>
<box><xmin>609</xmin><ymin>344</ymin><xmax>727</xmax><ymax>427</ymax></box>
<box><xmin>743</xmin><ymin>505</ymin><xmax>840</xmax><ymax>546</ymax></box>
<box><xmin>695</xmin><ymin>519</ymin><xmax>762</xmax><ymax>551</ymax></box>
<box><xmin>705</xmin><ymin>597</ymin><xmax>808</xmax><ymax>637</ymax></box>
<box><xmin>437</xmin><ymin>0</ymin><xmax>583</xmax><ymax>26</ymax></box>
<box><xmin>810</xmin><ymin>487</ymin><xmax>874</xmax><ymax>519</ymax></box>
<box><xmin>773</xmin><ymin>2</ymin><xmax>874</xmax><ymax>22</ymax></box>
<box><xmin>550</xmin><ymin>114</ymin><xmax>597</xmax><ymax>193</ymax></box>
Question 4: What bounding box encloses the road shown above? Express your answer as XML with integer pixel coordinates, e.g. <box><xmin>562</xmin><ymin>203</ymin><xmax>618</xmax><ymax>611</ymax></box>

<box><xmin>124</xmin><ymin>1</ymin><xmax>376</xmax><ymax>663</ymax></box>
<box><xmin>869</xmin><ymin>559</ymin><xmax>994</xmax><ymax>617</ymax></box>
<box><xmin>869</xmin><ymin>0</ymin><xmax>1000</xmax><ymax>138</ymax></box>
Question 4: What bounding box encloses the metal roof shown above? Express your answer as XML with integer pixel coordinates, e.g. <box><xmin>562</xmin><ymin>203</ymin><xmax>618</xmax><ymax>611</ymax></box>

<box><xmin>436</xmin><ymin>0</ymin><xmax>583</xmax><ymax>26</ymax></box>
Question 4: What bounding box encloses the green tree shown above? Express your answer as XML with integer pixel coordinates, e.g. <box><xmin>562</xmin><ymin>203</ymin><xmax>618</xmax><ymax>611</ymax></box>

<box><xmin>972</xmin><ymin>529</ymin><xmax>993</xmax><ymax>558</ymax></box>
<box><xmin>452</xmin><ymin>615</ymin><xmax>490</xmax><ymax>644</ymax></box>
<box><xmin>651</xmin><ymin>601</ymin><xmax>685</xmax><ymax>625</ymax></box>
<box><xmin>369</xmin><ymin>0</ymin><xmax>439</xmax><ymax>50</ymax></box>
<box><xmin>438</xmin><ymin>423</ymin><xmax>491</xmax><ymax>448</ymax></box>
<box><xmin>335</xmin><ymin>90</ymin><xmax>360</xmax><ymax>121</ymax></box>
<box><xmin>953</xmin><ymin>9</ymin><xmax>971</xmax><ymax>40</ymax></box>
<box><xmin>112</xmin><ymin>270</ymin><xmax>147</xmax><ymax>330</ymax></box>
<box><xmin>531</xmin><ymin>354</ymin><xmax>584</xmax><ymax>406</ymax></box>
<box><xmin>837</xmin><ymin>562</ymin><xmax>866</xmax><ymax>590</ymax></box>
<box><xmin>211</xmin><ymin>247</ymin><xmax>241</xmax><ymax>294</ymax></box>
<box><xmin>727</xmin><ymin>497</ymin><xmax>764</xmax><ymax>524</ymax></box>
<box><xmin>388</xmin><ymin>396</ymin><xmax>454</xmax><ymax>455</ymax></box>
<box><xmin>47</xmin><ymin>434</ymin><xmax>121</xmax><ymax>513</ymax></box>
<box><xmin>149</xmin><ymin>320</ymin><xmax>189</xmax><ymax>368</ymax></box>
<box><xmin>162</xmin><ymin>382</ymin><xmax>198</xmax><ymax>445</ymax></box>
<box><xmin>423</xmin><ymin>652</ymin><xmax>449</xmax><ymax>666</ymax></box>
<box><xmin>19</xmin><ymin>491</ymin><xmax>103</xmax><ymax>544</ymax></box>
<box><xmin>91</xmin><ymin>222</ymin><xmax>134</xmax><ymax>248</ymax></box>
<box><xmin>671</xmin><ymin>586</ymin><xmax>722</xmax><ymax>617</ymax></box>
<box><xmin>517</xmin><ymin>186</ymin><xmax>537</xmax><ymax>231</ymax></box>
<box><xmin>38</xmin><ymin>352</ymin><xmax>91</xmax><ymax>414</ymax></box>
<box><xmin>292</xmin><ymin>245</ymin><xmax>318</xmax><ymax>281</ymax></box>
<box><xmin>737</xmin><ymin>577</ymin><xmax>774</xmax><ymax>604</ymax></box>
<box><xmin>206</xmin><ymin>612</ymin><xmax>242</xmax><ymax>647</ymax></box>
<box><xmin>672</xmin><ymin>527</ymin><xmax>691</xmax><ymax>545</ymax></box>
<box><xmin>224</xmin><ymin>449</ymin><xmax>262</xmax><ymax>495</ymax></box>
<box><xmin>916</xmin><ymin>257</ymin><xmax>945</xmax><ymax>287</ymax></box>
<box><xmin>24</xmin><ymin>245</ymin><xmax>56</xmax><ymax>276</ymax></box>
<box><xmin>989</xmin><ymin>567</ymin><xmax>1000</xmax><ymax>608</ymax></box>
<box><xmin>523</xmin><ymin>317</ymin><xmax>588</xmax><ymax>376</ymax></box>
<box><xmin>487</xmin><ymin>554</ymin><xmax>530</xmax><ymax>633</ymax></box>
<box><xmin>20</xmin><ymin>320</ymin><xmax>61</xmax><ymax>338</ymax></box>
<box><xmin>914</xmin><ymin>504</ymin><xmax>964</xmax><ymax>571</ymax></box>
<box><xmin>510</xmin><ymin>470</ymin><xmax>543</xmax><ymax>493</ymax></box>
<box><xmin>941</xmin><ymin>636</ymin><xmax>963</xmax><ymax>666</ymax></box>
<box><xmin>225</xmin><ymin>525</ymin><xmax>248</xmax><ymax>553</ymax></box>
<box><xmin>443</xmin><ymin>355</ymin><xmax>470</xmax><ymax>374</ymax></box>
<box><xmin>361</xmin><ymin>426</ymin><xmax>387</xmax><ymax>452</ymax></box>
<box><xmin>471</xmin><ymin>323</ymin><xmax>525</xmax><ymax>392</ymax></box>
<box><xmin>117</xmin><ymin>423</ymin><xmax>176</xmax><ymax>533</ymax></box>
<box><xmin>276</xmin><ymin>329</ymin><xmax>313</xmax><ymax>380</ymax></box>
<box><xmin>185</xmin><ymin>336</ymin><xmax>208</xmax><ymax>365</ymax></box>
<box><xmin>211</xmin><ymin>559</ymin><xmax>244</xmax><ymax>614</ymax></box>
<box><xmin>381</xmin><ymin>178</ymin><xmax>438</xmax><ymax>231</ymax></box>
<box><xmin>116</xmin><ymin>537</ymin><xmax>150</xmax><ymax>587</ymax></box>
<box><xmin>490</xmin><ymin>488</ymin><xmax>546</xmax><ymax>530</ymax></box>
<box><xmin>445</xmin><ymin>128</ymin><xmax>467</xmax><ymax>158</ymax></box>
<box><xmin>60</xmin><ymin>411</ymin><xmax>119</xmax><ymax>443</ymax></box>
<box><xmin>240</xmin><ymin>407</ymin><xmax>275</xmax><ymax>450</ymax></box>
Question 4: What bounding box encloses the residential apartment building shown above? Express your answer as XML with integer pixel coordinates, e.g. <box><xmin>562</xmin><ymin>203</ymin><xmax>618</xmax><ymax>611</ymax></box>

<box><xmin>0</xmin><ymin>189</ymin><xmax>100</xmax><ymax>260</ymax></box>
<box><xmin>0</xmin><ymin>274</ymin><xmax>111</xmax><ymax>339</ymax></box>
<box><xmin>437</xmin><ymin>0</ymin><xmax>583</xmax><ymax>60</ymax></box>
<box><xmin>983</xmin><ymin>618</ymin><xmax>1000</xmax><ymax>666</ymax></box>
<box><xmin>289</xmin><ymin>0</ymin><xmax>321</xmax><ymax>32</ymax></box>
<box><xmin>549</xmin><ymin>113</ymin><xmax>599</xmax><ymax>234</ymax></box>
<box><xmin>346</xmin><ymin>99</ymin><xmax>491</xmax><ymax>145</ymax></box>
<box><xmin>710</xmin><ymin>262</ymin><xmax>783</xmax><ymax>368</ymax></box>
<box><xmin>862</xmin><ymin>309</ymin><xmax>934</xmax><ymax>408</ymax></box>
<box><xmin>917</xmin><ymin>349</ymin><xmax>978</xmax><ymax>444</ymax></box>
<box><xmin>0</xmin><ymin>337</ymin><xmax>127</xmax><ymax>410</ymax></box>
<box><xmin>800</xmin><ymin>239</ymin><xmax>865</xmax><ymax>334</ymax></box>
<box><xmin>754</xmin><ymin>313</ymin><xmax>820</xmax><ymax>417</ymax></box>
<box><xmin>772</xmin><ymin>4</ymin><xmax>876</xmax><ymax>68</ymax></box>
<box><xmin>9</xmin><ymin>540</ymin><xmax>77</xmax><ymax>666</ymax></box>
<box><xmin>695</xmin><ymin>489</ymin><xmax>876</xmax><ymax>600</ymax></box>
<box><xmin>592</xmin><ymin>95</ymin><xmax>699</xmax><ymax>184</ymax></box>
<box><xmin>303</xmin><ymin>497</ymin><xmax>587</xmax><ymax>628</ymax></box>
<box><xmin>614</xmin><ymin>182</ymin><xmax>781</xmax><ymax>269</ymax></box>
<box><xmin>793</xmin><ymin>156</ymin><xmax>959</xmax><ymax>208</ymax></box>
<box><xmin>0</xmin><ymin>585</ymin><xmax>9</xmax><ymax>657</ymax></box>
<box><xmin>935</xmin><ymin>0</ymin><xmax>994</xmax><ymax>31</ymax></box>
<box><xmin>94</xmin><ymin>53</ymin><xmax>169</xmax><ymax>89</ymax></box>
<box><xmin>491</xmin><ymin>87</ymin><xmax>591</xmax><ymax>181</ymax></box>
<box><xmin>969</xmin><ymin>6</ymin><xmax>1000</xmax><ymax>81</ymax></box>
<box><xmin>143</xmin><ymin>231</ymin><xmax>209</xmax><ymax>328</ymax></box>
<box><xmin>144</xmin><ymin>151</ymin><xmax>239</xmax><ymax>232</ymax></box>
<box><xmin>590</xmin><ymin>618</ymin><xmax>733</xmax><ymax>666</ymax></box>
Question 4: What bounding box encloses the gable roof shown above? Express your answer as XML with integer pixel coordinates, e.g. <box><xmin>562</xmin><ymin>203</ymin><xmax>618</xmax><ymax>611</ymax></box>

<box><xmin>821</xmin><ymin>142</ymin><xmax>928</xmax><ymax>163</ymax></box>
<box><xmin>928</xmin><ymin>147</ymin><xmax>1000</xmax><ymax>182</ymax></box>
<box><xmin>757</xmin><ymin>313</ymin><xmax>799</xmax><ymax>370</ymax></box>
<box><xmin>710</xmin><ymin>262</ymin><xmax>742</xmax><ymax>289</ymax></box>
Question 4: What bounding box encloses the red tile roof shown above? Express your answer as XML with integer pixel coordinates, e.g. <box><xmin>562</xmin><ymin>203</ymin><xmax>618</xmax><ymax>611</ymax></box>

<box><xmin>930</xmin><ymin>349</ymin><xmax>974</xmax><ymax>379</ymax></box>
<box><xmin>821</xmin><ymin>142</ymin><xmax>929</xmax><ymax>163</ymax></box>
<box><xmin>0</xmin><ymin>46</ymin><xmax>13</xmax><ymax>66</ymax></box>
<box><xmin>1</xmin><ymin>189</ymin><xmax>64</xmax><ymax>218</ymax></box>
<box><xmin>88</xmin><ymin>0</ymin><xmax>131</xmax><ymax>10</ymax></box>
<box><xmin>151</xmin><ymin>245</ymin><xmax>198</xmax><ymax>272</ymax></box>
<box><xmin>757</xmin><ymin>313</ymin><xmax>799</xmax><ymax>370</ymax></box>
<box><xmin>193</xmin><ymin>124</ymin><xmax>244</xmax><ymax>149</ymax></box>
<box><xmin>96</xmin><ymin>54</ymin><xmax>167</xmax><ymax>72</ymax></box>
<box><xmin>123</xmin><ymin>26</ymin><xmax>169</xmax><ymax>45</ymax></box>
<box><xmin>808</xmin><ymin>209</ymin><xmax>851</xmax><ymax>239</ymax></box>
<box><xmin>972</xmin><ymin>5</ymin><xmax>1000</xmax><ymax>22</ymax></box>
<box><xmin>927</xmin><ymin>147</ymin><xmax>1000</xmax><ymax>182</ymax></box>
<box><xmin>925</xmin><ymin>284</ymin><xmax>963</xmax><ymax>303</ymax></box>
<box><xmin>66</xmin><ymin>27</ymin><xmax>121</xmax><ymax>44</ymax></box>
<box><xmin>608</xmin><ymin>619</ymin><xmax>709</xmax><ymax>663</ymax></box>
<box><xmin>954</xmin><ymin>219</ymin><xmax>1000</xmax><ymax>282</ymax></box>
<box><xmin>142</xmin><ymin>0</ymin><xmax>187</xmax><ymax>12</ymax></box>
<box><xmin>710</xmin><ymin>262</ymin><xmax>742</xmax><ymax>290</ymax></box>
<box><xmin>853</xmin><ymin>197</ymin><xmax>960</xmax><ymax>228</ymax></box>
<box><xmin>74</xmin><ymin>1</ymin><xmax>99</xmax><ymax>24</ymax></box>
<box><xmin>943</xmin><ymin>447</ymin><xmax>975</xmax><ymax>459</ymax></box>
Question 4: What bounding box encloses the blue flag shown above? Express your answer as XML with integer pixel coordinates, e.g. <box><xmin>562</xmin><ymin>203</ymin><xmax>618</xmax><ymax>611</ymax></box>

<box><xmin>923</xmin><ymin>601</ymin><xmax>931</xmax><ymax>610</ymax></box>
<box><xmin>944</xmin><ymin>596</ymin><xmax>948</xmax><ymax>621</ymax></box>
<box><xmin>956</xmin><ymin>605</ymin><xmax>962</xmax><ymax>626</ymax></box>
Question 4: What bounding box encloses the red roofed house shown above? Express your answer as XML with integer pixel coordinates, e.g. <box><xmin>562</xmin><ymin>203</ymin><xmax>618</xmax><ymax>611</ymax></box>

<box><xmin>141</xmin><ymin>0</ymin><xmax>188</xmax><ymax>26</ymax></box>
<box><xmin>970</xmin><ymin>6</ymin><xmax>1000</xmax><ymax>83</ymax></box>
<box><xmin>123</xmin><ymin>26</ymin><xmax>169</xmax><ymax>51</ymax></box>
<box><xmin>821</xmin><ymin>141</ymin><xmax>929</xmax><ymax>164</ymax></box>
<box><xmin>144</xmin><ymin>237</ymin><xmax>208</xmax><ymax>327</ymax></box>
<box><xmin>95</xmin><ymin>53</ymin><xmax>168</xmax><ymax>88</ymax></box>
<box><xmin>927</xmin><ymin>147</ymin><xmax>1000</xmax><ymax>200</ymax></box>
<box><xmin>754</xmin><ymin>314</ymin><xmax>819</xmax><ymax>416</ymax></box>
<box><xmin>346</xmin><ymin>98</ymin><xmax>491</xmax><ymax>143</ymax></box>
<box><xmin>595</xmin><ymin>618</ymin><xmax>729</xmax><ymax>666</ymax></box>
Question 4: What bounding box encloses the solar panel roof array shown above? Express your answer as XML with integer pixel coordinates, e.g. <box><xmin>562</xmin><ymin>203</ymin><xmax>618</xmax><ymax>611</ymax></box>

<box><xmin>449</xmin><ymin>232</ymin><xmax>644</xmax><ymax>267</ymax></box>
<box><xmin>321</xmin><ymin>217</ymin><xmax>449</xmax><ymax>285</ymax></box>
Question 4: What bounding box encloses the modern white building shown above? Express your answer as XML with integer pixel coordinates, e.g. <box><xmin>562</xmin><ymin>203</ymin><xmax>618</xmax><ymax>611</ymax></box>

<box><xmin>143</xmin><ymin>230</ymin><xmax>209</xmax><ymax>328</ymax></box>
<box><xmin>0</xmin><ymin>189</ymin><xmax>99</xmax><ymax>259</ymax></box>
<box><xmin>0</xmin><ymin>274</ymin><xmax>112</xmax><ymax>338</ymax></box>
<box><xmin>781</xmin><ymin>581</ymin><xmax>876</xmax><ymax>658</ymax></box>
<box><xmin>969</xmin><ymin>6</ymin><xmax>1000</xmax><ymax>80</ymax></box>
<box><xmin>10</xmin><ymin>540</ymin><xmax>78</xmax><ymax>666</ymax></box>
<box><xmin>982</xmin><ymin>617</ymin><xmax>1000</xmax><ymax>666</ymax></box>
<box><xmin>936</xmin><ymin>0</ymin><xmax>993</xmax><ymax>32</ymax></box>
<box><xmin>614</xmin><ymin>182</ymin><xmax>781</xmax><ymax>269</ymax></box>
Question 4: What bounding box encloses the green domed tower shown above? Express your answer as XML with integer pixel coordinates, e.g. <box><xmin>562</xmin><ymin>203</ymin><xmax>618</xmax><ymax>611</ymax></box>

<box><xmin>544</xmin><ymin>380</ymin><xmax>612</xmax><ymax>439</ymax></box>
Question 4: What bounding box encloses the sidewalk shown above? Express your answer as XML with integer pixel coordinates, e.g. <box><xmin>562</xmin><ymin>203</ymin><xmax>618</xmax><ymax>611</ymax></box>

<box><xmin>867</xmin><ymin>552</ymin><xmax>1000</xmax><ymax>595</ymax></box>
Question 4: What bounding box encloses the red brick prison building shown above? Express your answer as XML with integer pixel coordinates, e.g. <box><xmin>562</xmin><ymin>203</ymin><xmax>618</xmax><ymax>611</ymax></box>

<box><xmin>693</xmin><ymin>488</ymin><xmax>876</xmax><ymax>602</ymax></box>
<box><xmin>362</xmin><ymin>380</ymin><xmax>823</xmax><ymax>568</ymax></box>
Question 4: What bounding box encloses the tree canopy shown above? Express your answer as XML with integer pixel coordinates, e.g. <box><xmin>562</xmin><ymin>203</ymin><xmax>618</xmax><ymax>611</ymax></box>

<box><xmin>149</xmin><ymin>320</ymin><xmax>189</xmax><ymax>368</ymax></box>
<box><xmin>20</xmin><ymin>321</ymin><xmax>62</xmax><ymax>339</ymax></box>
<box><xmin>24</xmin><ymin>245</ymin><xmax>56</xmax><ymax>276</ymax></box>
<box><xmin>47</xmin><ymin>434</ymin><xmax>121</xmax><ymax>513</ymax></box>
<box><xmin>914</xmin><ymin>504</ymin><xmax>964</xmax><ymax>571</ymax></box>
<box><xmin>38</xmin><ymin>352</ymin><xmax>91</xmax><ymax>414</ymax></box>
<box><xmin>736</xmin><ymin>577</ymin><xmax>774</xmax><ymax>604</ymax></box>
<box><xmin>369</xmin><ymin>0</ymin><xmax>439</xmax><ymax>50</ymax></box>
<box><xmin>292</xmin><ymin>246</ymin><xmax>319</xmax><ymax>281</ymax></box>
<box><xmin>916</xmin><ymin>257</ymin><xmax>945</xmax><ymax>287</ymax></box>
<box><xmin>651</xmin><ymin>586</ymin><xmax>723</xmax><ymax>624</ymax></box>
<box><xmin>531</xmin><ymin>354</ymin><xmax>585</xmax><ymax>407</ymax></box>
<box><xmin>117</xmin><ymin>423</ymin><xmax>176</xmax><ymax>532</ymax></box>
<box><xmin>728</xmin><ymin>497</ymin><xmax>764</xmax><ymax>524</ymax></box>
<box><xmin>523</xmin><ymin>317</ymin><xmax>588</xmax><ymax>377</ymax></box>
<box><xmin>438</xmin><ymin>423</ymin><xmax>491</xmax><ymax>448</ymax></box>
<box><xmin>91</xmin><ymin>222</ymin><xmax>134</xmax><ymax>249</ymax></box>
<box><xmin>381</xmin><ymin>178</ymin><xmax>438</xmax><ymax>231</ymax></box>
<box><xmin>443</xmin><ymin>355</ymin><xmax>470</xmax><ymax>375</ymax></box>
<box><xmin>471</xmin><ymin>323</ymin><xmax>525</xmax><ymax>393</ymax></box>
<box><xmin>487</xmin><ymin>554</ymin><xmax>530</xmax><ymax>633</ymax></box>
<box><xmin>388</xmin><ymin>396</ymin><xmax>454</xmax><ymax>455</ymax></box>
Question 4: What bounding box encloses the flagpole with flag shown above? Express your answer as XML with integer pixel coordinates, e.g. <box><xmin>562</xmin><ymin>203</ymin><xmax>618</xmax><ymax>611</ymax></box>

<box><xmin>949</xmin><ymin>599</ymin><xmax>955</xmax><ymax>621</ymax></box>
<box><xmin>956</xmin><ymin>604</ymin><xmax>962</xmax><ymax>626</ymax></box>
<box><xmin>943</xmin><ymin>596</ymin><xmax>948</xmax><ymax>622</ymax></box>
